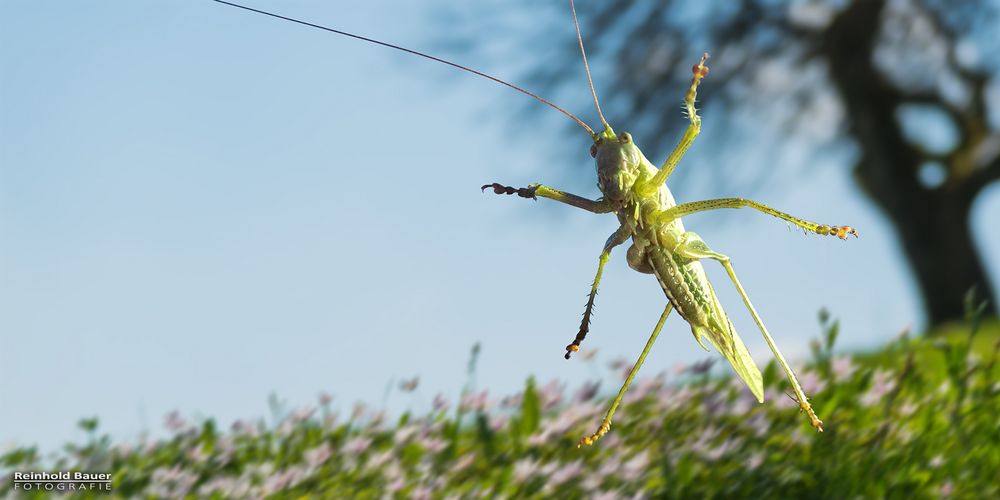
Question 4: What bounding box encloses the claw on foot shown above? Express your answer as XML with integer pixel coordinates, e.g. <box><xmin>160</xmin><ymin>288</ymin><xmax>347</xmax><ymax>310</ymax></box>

<box><xmin>578</xmin><ymin>421</ymin><xmax>611</xmax><ymax>448</ymax></box>
<box><xmin>481</xmin><ymin>182</ymin><xmax>537</xmax><ymax>200</ymax></box>
<box><xmin>788</xmin><ymin>392</ymin><xmax>824</xmax><ymax>432</ymax></box>
<box><xmin>685</xmin><ymin>53</ymin><xmax>710</xmax><ymax>104</ymax></box>
<box><xmin>816</xmin><ymin>225</ymin><xmax>859</xmax><ymax>240</ymax></box>
<box><xmin>800</xmin><ymin>402</ymin><xmax>824</xmax><ymax>432</ymax></box>
<box><xmin>564</xmin><ymin>343</ymin><xmax>580</xmax><ymax>360</ymax></box>
<box><xmin>692</xmin><ymin>52</ymin><xmax>710</xmax><ymax>79</ymax></box>
<box><xmin>834</xmin><ymin>226</ymin><xmax>859</xmax><ymax>240</ymax></box>
<box><xmin>811</xmin><ymin>417</ymin><xmax>825</xmax><ymax>433</ymax></box>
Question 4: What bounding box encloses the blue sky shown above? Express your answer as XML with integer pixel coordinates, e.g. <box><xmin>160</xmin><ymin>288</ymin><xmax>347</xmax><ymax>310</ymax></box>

<box><xmin>2</xmin><ymin>0</ymin><xmax>998</xmax><ymax>452</ymax></box>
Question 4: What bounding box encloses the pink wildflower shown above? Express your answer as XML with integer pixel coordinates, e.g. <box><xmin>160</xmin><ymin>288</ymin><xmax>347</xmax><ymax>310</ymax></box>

<box><xmin>798</xmin><ymin>370</ymin><xmax>827</xmax><ymax>395</ymax></box>
<box><xmin>399</xmin><ymin>376</ymin><xmax>420</xmax><ymax>392</ymax></box>
<box><xmin>538</xmin><ymin>379</ymin><xmax>565</xmax><ymax>411</ymax></box>
<box><xmin>512</xmin><ymin>458</ymin><xmax>540</xmax><ymax>482</ymax></box>
<box><xmin>860</xmin><ymin>369</ymin><xmax>896</xmax><ymax>406</ymax></box>
<box><xmin>831</xmin><ymin>355</ymin><xmax>857</xmax><ymax>382</ymax></box>
<box><xmin>432</xmin><ymin>393</ymin><xmax>450</xmax><ymax>412</ymax></box>
<box><xmin>290</xmin><ymin>406</ymin><xmax>315</xmax><ymax>423</ymax></box>
<box><xmin>460</xmin><ymin>390</ymin><xmax>491</xmax><ymax>412</ymax></box>
<box><xmin>318</xmin><ymin>392</ymin><xmax>334</xmax><ymax>406</ymax></box>
<box><xmin>342</xmin><ymin>436</ymin><xmax>372</xmax><ymax>455</ymax></box>
<box><xmin>304</xmin><ymin>442</ymin><xmax>332</xmax><ymax>468</ymax></box>
<box><xmin>550</xmin><ymin>460</ymin><xmax>585</xmax><ymax>485</ymax></box>
<box><xmin>163</xmin><ymin>411</ymin><xmax>188</xmax><ymax>433</ymax></box>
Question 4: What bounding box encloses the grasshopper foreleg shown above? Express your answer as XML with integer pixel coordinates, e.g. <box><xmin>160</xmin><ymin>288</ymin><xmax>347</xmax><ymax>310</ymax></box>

<box><xmin>654</xmin><ymin>198</ymin><xmax>858</xmax><ymax>240</ymax></box>
<box><xmin>565</xmin><ymin>225</ymin><xmax>630</xmax><ymax>359</ymax></box>
<box><xmin>580</xmin><ymin>303</ymin><xmax>673</xmax><ymax>447</ymax></box>
<box><xmin>636</xmin><ymin>53</ymin><xmax>710</xmax><ymax>196</ymax></box>
<box><xmin>482</xmin><ymin>183</ymin><xmax>613</xmax><ymax>214</ymax></box>
<box><xmin>674</xmin><ymin>232</ymin><xmax>824</xmax><ymax>432</ymax></box>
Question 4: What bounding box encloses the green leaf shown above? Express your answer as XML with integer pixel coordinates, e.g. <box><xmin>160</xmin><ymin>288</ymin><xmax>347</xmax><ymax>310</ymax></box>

<box><xmin>520</xmin><ymin>377</ymin><xmax>540</xmax><ymax>436</ymax></box>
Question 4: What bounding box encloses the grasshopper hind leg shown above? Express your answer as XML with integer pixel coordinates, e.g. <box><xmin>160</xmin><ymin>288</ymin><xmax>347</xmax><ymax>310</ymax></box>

<box><xmin>675</xmin><ymin>232</ymin><xmax>824</xmax><ymax>432</ymax></box>
<box><xmin>579</xmin><ymin>303</ymin><xmax>673</xmax><ymax>447</ymax></box>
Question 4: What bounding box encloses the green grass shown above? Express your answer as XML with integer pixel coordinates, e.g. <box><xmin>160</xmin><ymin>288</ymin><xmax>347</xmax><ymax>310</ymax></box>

<box><xmin>3</xmin><ymin>310</ymin><xmax>998</xmax><ymax>498</ymax></box>
<box><xmin>855</xmin><ymin>318</ymin><xmax>1000</xmax><ymax>381</ymax></box>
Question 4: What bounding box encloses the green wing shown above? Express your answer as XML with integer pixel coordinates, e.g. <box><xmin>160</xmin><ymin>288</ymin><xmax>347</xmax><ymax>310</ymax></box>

<box><xmin>694</xmin><ymin>282</ymin><xmax>764</xmax><ymax>403</ymax></box>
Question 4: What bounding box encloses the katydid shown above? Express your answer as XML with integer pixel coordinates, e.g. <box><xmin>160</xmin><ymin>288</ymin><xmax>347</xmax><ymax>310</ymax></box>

<box><xmin>212</xmin><ymin>0</ymin><xmax>858</xmax><ymax>447</ymax></box>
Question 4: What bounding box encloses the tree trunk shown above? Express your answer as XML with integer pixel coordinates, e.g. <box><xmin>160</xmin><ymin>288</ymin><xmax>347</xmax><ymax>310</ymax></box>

<box><xmin>824</xmin><ymin>0</ymin><xmax>998</xmax><ymax>329</ymax></box>
<box><xmin>892</xmin><ymin>192</ymin><xmax>997</xmax><ymax>325</ymax></box>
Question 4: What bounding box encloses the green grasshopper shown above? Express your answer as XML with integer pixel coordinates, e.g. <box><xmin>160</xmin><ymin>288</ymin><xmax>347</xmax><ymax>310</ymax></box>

<box><xmin>213</xmin><ymin>0</ymin><xmax>858</xmax><ymax>446</ymax></box>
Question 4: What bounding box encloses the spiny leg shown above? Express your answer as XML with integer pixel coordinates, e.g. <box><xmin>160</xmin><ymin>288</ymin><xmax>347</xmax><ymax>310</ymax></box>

<box><xmin>638</xmin><ymin>53</ymin><xmax>710</xmax><ymax>196</ymax></box>
<box><xmin>674</xmin><ymin>233</ymin><xmax>823</xmax><ymax>431</ymax></box>
<box><xmin>580</xmin><ymin>303</ymin><xmax>673</xmax><ymax>447</ymax></box>
<box><xmin>654</xmin><ymin>197</ymin><xmax>858</xmax><ymax>240</ymax></box>
<box><xmin>566</xmin><ymin>225</ymin><xmax>631</xmax><ymax>359</ymax></box>
<box><xmin>482</xmin><ymin>183</ymin><xmax>613</xmax><ymax>214</ymax></box>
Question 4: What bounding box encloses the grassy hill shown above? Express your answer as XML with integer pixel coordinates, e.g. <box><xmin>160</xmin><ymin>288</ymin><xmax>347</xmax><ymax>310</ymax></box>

<box><xmin>3</xmin><ymin>311</ymin><xmax>998</xmax><ymax>498</ymax></box>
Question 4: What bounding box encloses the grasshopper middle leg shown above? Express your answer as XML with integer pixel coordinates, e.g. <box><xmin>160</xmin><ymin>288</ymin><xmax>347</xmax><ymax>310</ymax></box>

<box><xmin>565</xmin><ymin>225</ymin><xmax>630</xmax><ymax>359</ymax></box>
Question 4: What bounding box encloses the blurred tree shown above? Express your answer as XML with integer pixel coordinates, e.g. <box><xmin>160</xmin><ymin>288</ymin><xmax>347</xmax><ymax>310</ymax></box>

<box><xmin>477</xmin><ymin>0</ymin><xmax>1000</xmax><ymax>329</ymax></box>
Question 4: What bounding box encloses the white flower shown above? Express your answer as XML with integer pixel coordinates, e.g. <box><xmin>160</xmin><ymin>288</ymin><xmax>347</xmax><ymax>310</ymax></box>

<box><xmin>500</xmin><ymin>392</ymin><xmax>523</xmax><ymax>409</ymax></box>
<box><xmin>393</xmin><ymin>424</ymin><xmax>420</xmax><ymax>446</ymax></box>
<box><xmin>689</xmin><ymin>358</ymin><xmax>717</xmax><ymax>375</ymax></box>
<box><xmin>231</xmin><ymin>419</ymin><xmax>260</xmax><ymax>438</ymax></box>
<box><xmin>419</xmin><ymin>436</ymin><xmax>448</xmax><ymax>454</ymax></box>
<box><xmin>199</xmin><ymin>476</ymin><xmax>252</xmax><ymax>497</ymax></box>
<box><xmin>432</xmin><ymin>393</ymin><xmax>450</xmax><ymax>412</ymax></box>
<box><xmin>460</xmin><ymin>390</ymin><xmax>491</xmax><ymax>413</ymax></box>
<box><xmin>342</xmin><ymin>436</ymin><xmax>372</xmax><ymax>455</ymax></box>
<box><xmin>939</xmin><ymin>481</ymin><xmax>954</xmax><ymax>497</ymax></box>
<box><xmin>550</xmin><ymin>459</ymin><xmax>585</xmax><ymax>485</ymax></box>
<box><xmin>512</xmin><ymin>458</ymin><xmax>540</xmax><ymax>482</ymax></box>
<box><xmin>148</xmin><ymin>465</ymin><xmax>198</xmax><ymax>498</ymax></box>
<box><xmin>163</xmin><ymin>411</ymin><xmax>189</xmax><ymax>433</ymax></box>
<box><xmin>489</xmin><ymin>414</ymin><xmax>508</xmax><ymax>432</ymax></box>
<box><xmin>290</xmin><ymin>406</ymin><xmax>315</xmax><ymax>423</ymax></box>
<box><xmin>624</xmin><ymin>375</ymin><xmax>663</xmax><ymax>404</ymax></box>
<box><xmin>187</xmin><ymin>445</ymin><xmax>208</xmax><ymax>463</ymax></box>
<box><xmin>538</xmin><ymin>379</ymin><xmax>565</xmax><ymax>411</ymax></box>
<box><xmin>351</xmin><ymin>402</ymin><xmax>367</xmax><ymax>421</ymax></box>
<box><xmin>399</xmin><ymin>376</ymin><xmax>420</xmax><ymax>393</ymax></box>
<box><xmin>860</xmin><ymin>369</ymin><xmax>896</xmax><ymax>407</ymax></box>
<box><xmin>620</xmin><ymin>451</ymin><xmax>649</xmax><ymax>481</ymax></box>
<box><xmin>411</xmin><ymin>486</ymin><xmax>433</xmax><ymax>500</ymax></box>
<box><xmin>453</xmin><ymin>452</ymin><xmax>476</xmax><ymax>472</ymax></box>
<box><xmin>318</xmin><ymin>392</ymin><xmax>334</xmax><ymax>406</ymax></box>
<box><xmin>898</xmin><ymin>401</ymin><xmax>918</xmax><ymax>417</ymax></box>
<box><xmin>591</xmin><ymin>490</ymin><xmax>624</xmax><ymax>500</ymax></box>
<box><xmin>575</xmin><ymin>380</ymin><xmax>601</xmax><ymax>403</ymax></box>
<box><xmin>366</xmin><ymin>450</ymin><xmax>394</xmax><ymax>470</ymax></box>
<box><xmin>304</xmin><ymin>442</ymin><xmax>332</xmax><ymax>468</ymax></box>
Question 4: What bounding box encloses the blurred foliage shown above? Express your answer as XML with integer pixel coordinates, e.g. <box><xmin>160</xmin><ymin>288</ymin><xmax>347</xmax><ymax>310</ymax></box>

<box><xmin>448</xmin><ymin>0</ymin><xmax>1000</xmax><ymax>327</ymax></box>
<box><xmin>3</xmin><ymin>308</ymin><xmax>998</xmax><ymax>498</ymax></box>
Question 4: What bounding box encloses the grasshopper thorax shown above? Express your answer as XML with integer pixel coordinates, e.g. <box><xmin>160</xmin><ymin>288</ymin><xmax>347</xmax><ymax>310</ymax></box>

<box><xmin>592</xmin><ymin>129</ymin><xmax>642</xmax><ymax>207</ymax></box>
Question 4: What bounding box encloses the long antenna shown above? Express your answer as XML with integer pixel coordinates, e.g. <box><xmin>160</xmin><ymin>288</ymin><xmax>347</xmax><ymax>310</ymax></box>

<box><xmin>570</xmin><ymin>0</ymin><xmax>609</xmax><ymax>133</ymax></box>
<box><xmin>211</xmin><ymin>0</ymin><xmax>594</xmax><ymax>136</ymax></box>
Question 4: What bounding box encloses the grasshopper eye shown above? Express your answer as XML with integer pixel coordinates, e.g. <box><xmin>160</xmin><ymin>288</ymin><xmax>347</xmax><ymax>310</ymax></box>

<box><xmin>618</xmin><ymin>132</ymin><xmax>632</xmax><ymax>144</ymax></box>
<box><xmin>590</xmin><ymin>144</ymin><xmax>598</xmax><ymax>158</ymax></box>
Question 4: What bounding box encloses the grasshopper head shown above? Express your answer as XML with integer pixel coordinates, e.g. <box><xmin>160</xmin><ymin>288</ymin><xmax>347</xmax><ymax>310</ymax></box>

<box><xmin>591</xmin><ymin>128</ymin><xmax>641</xmax><ymax>205</ymax></box>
